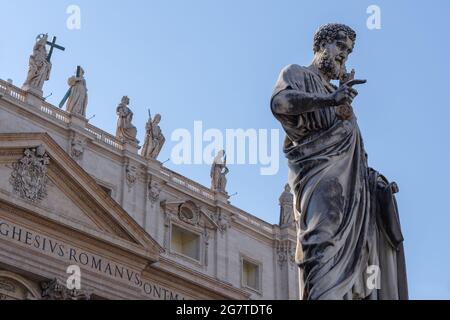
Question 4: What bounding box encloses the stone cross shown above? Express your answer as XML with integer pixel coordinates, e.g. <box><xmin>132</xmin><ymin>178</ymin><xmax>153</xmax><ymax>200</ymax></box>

<box><xmin>46</xmin><ymin>36</ymin><xmax>65</xmax><ymax>62</ymax></box>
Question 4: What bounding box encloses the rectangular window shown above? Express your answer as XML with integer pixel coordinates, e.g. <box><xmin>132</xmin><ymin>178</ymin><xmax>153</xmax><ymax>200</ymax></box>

<box><xmin>242</xmin><ymin>259</ymin><xmax>261</xmax><ymax>292</ymax></box>
<box><xmin>171</xmin><ymin>225</ymin><xmax>200</xmax><ymax>261</ymax></box>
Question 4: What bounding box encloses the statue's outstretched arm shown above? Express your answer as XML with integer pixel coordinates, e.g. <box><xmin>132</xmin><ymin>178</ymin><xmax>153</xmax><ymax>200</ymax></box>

<box><xmin>272</xmin><ymin>79</ymin><xmax>365</xmax><ymax>116</ymax></box>
<box><xmin>271</xmin><ymin>89</ymin><xmax>337</xmax><ymax>115</ymax></box>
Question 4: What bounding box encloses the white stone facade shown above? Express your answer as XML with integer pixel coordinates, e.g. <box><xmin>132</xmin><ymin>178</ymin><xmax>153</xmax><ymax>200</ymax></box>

<box><xmin>0</xmin><ymin>78</ymin><xmax>298</xmax><ymax>300</ymax></box>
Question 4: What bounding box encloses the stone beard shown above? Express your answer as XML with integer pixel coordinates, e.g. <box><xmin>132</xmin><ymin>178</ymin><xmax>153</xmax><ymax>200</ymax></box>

<box><xmin>271</xmin><ymin>23</ymin><xmax>408</xmax><ymax>300</ymax></box>
<box><xmin>316</xmin><ymin>49</ymin><xmax>341</xmax><ymax>81</ymax></box>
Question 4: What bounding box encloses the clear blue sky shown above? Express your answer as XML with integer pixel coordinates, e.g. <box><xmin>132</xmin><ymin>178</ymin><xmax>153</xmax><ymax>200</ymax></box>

<box><xmin>1</xmin><ymin>0</ymin><xmax>449</xmax><ymax>300</ymax></box>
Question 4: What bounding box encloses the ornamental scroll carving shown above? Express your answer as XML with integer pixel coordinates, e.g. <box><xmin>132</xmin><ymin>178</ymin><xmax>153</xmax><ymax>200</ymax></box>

<box><xmin>41</xmin><ymin>279</ymin><xmax>91</xmax><ymax>300</ymax></box>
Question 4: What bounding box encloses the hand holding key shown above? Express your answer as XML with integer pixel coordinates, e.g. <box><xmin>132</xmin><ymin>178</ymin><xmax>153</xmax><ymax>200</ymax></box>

<box><xmin>333</xmin><ymin>78</ymin><xmax>367</xmax><ymax>105</ymax></box>
<box><xmin>334</xmin><ymin>69</ymin><xmax>367</xmax><ymax>120</ymax></box>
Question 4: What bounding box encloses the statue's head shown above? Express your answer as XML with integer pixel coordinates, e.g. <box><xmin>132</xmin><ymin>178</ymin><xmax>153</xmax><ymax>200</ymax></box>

<box><xmin>284</xmin><ymin>184</ymin><xmax>291</xmax><ymax>192</ymax></box>
<box><xmin>313</xmin><ymin>23</ymin><xmax>356</xmax><ymax>80</ymax></box>
<box><xmin>153</xmin><ymin>114</ymin><xmax>161</xmax><ymax>124</ymax></box>
<box><xmin>34</xmin><ymin>34</ymin><xmax>48</xmax><ymax>51</ymax></box>
<box><xmin>121</xmin><ymin>96</ymin><xmax>130</xmax><ymax>105</ymax></box>
<box><xmin>36</xmin><ymin>145</ymin><xmax>46</xmax><ymax>157</ymax></box>
<box><xmin>36</xmin><ymin>34</ymin><xmax>48</xmax><ymax>43</ymax></box>
<box><xmin>213</xmin><ymin>150</ymin><xmax>226</xmax><ymax>164</ymax></box>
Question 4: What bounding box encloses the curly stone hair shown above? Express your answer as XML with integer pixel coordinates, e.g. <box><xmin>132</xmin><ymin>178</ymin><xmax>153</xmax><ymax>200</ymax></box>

<box><xmin>313</xmin><ymin>23</ymin><xmax>356</xmax><ymax>53</ymax></box>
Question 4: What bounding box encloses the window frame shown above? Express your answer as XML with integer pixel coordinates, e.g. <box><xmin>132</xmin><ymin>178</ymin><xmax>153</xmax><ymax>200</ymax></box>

<box><xmin>240</xmin><ymin>254</ymin><xmax>263</xmax><ymax>294</ymax></box>
<box><xmin>169</xmin><ymin>222</ymin><xmax>203</xmax><ymax>265</ymax></box>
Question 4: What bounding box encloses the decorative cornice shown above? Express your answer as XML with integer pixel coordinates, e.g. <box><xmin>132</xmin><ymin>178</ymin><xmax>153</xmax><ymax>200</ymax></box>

<box><xmin>149</xmin><ymin>257</ymin><xmax>251</xmax><ymax>300</ymax></box>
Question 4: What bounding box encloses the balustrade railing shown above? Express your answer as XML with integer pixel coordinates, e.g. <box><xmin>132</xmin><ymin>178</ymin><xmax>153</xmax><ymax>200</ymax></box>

<box><xmin>0</xmin><ymin>80</ymin><xmax>26</xmax><ymax>102</ymax></box>
<box><xmin>160</xmin><ymin>168</ymin><xmax>215</xmax><ymax>200</ymax></box>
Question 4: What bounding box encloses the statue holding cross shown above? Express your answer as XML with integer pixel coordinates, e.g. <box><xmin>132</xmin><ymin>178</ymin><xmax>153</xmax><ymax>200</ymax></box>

<box><xmin>22</xmin><ymin>34</ymin><xmax>65</xmax><ymax>97</ymax></box>
<box><xmin>62</xmin><ymin>66</ymin><xmax>88</xmax><ymax>118</ymax></box>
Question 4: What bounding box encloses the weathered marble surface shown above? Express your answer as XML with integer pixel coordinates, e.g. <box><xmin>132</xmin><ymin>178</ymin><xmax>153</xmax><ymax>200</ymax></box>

<box><xmin>142</xmin><ymin>113</ymin><xmax>165</xmax><ymax>160</ymax></box>
<box><xmin>66</xmin><ymin>67</ymin><xmax>88</xmax><ymax>118</ymax></box>
<box><xmin>22</xmin><ymin>34</ymin><xmax>52</xmax><ymax>96</ymax></box>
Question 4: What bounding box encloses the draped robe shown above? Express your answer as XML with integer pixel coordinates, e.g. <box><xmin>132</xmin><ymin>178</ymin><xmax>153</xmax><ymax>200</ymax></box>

<box><xmin>24</xmin><ymin>51</ymin><xmax>51</xmax><ymax>91</ymax></box>
<box><xmin>271</xmin><ymin>64</ymin><xmax>408</xmax><ymax>300</ymax></box>
<box><xmin>66</xmin><ymin>76</ymin><xmax>88</xmax><ymax>117</ymax></box>
<box><xmin>116</xmin><ymin>104</ymin><xmax>138</xmax><ymax>143</ymax></box>
<box><xmin>142</xmin><ymin>121</ymin><xmax>165</xmax><ymax>159</ymax></box>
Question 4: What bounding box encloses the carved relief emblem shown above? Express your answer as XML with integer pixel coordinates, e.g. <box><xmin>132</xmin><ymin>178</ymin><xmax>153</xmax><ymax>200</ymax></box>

<box><xmin>148</xmin><ymin>181</ymin><xmax>162</xmax><ymax>203</ymax></box>
<box><xmin>276</xmin><ymin>240</ymin><xmax>296</xmax><ymax>268</ymax></box>
<box><xmin>178</xmin><ymin>202</ymin><xmax>200</xmax><ymax>226</ymax></box>
<box><xmin>9</xmin><ymin>146</ymin><xmax>50</xmax><ymax>202</ymax></box>
<box><xmin>70</xmin><ymin>138</ymin><xmax>86</xmax><ymax>161</ymax></box>
<box><xmin>126</xmin><ymin>165</ymin><xmax>137</xmax><ymax>189</ymax></box>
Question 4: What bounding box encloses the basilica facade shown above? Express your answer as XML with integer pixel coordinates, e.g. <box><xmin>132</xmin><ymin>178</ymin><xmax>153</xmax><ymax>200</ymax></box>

<box><xmin>0</xmin><ymin>35</ymin><xmax>298</xmax><ymax>300</ymax></box>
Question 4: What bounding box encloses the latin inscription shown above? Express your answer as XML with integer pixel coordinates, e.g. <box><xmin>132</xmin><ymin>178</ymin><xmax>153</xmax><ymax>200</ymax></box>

<box><xmin>0</xmin><ymin>219</ymin><xmax>184</xmax><ymax>300</ymax></box>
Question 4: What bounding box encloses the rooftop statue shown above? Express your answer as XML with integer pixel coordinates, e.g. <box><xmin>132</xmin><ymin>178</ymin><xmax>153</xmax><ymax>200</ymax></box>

<box><xmin>63</xmin><ymin>66</ymin><xmax>88</xmax><ymax>118</ymax></box>
<box><xmin>116</xmin><ymin>96</ymin><xmax>139</xmax><ymax>145</ymax></box>
<box><xmin>22</xmin><ymin>34</ymin><xmax>52</xmax><ymax>96</ymax></box>
<box><xmin>211</xmin><ymin>150</ymin><xmax>229</xmax><ymax>193</ymax></box>
<box><xmin>142</xmin><ymin>112</ymin><xmax>165</xmax><ymax>160</ymax></box>
<box><xmin>22</xmin><ymin>34</ymin><xmax>65</xmax><ymax>96</ymax></box>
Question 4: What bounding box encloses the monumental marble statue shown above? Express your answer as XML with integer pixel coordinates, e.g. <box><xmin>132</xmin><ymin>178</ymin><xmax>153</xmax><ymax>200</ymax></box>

<box><xmin>22</xmin><ymin>34</ymin><xmax>52</xmax><ymax>95</ymax></box>
<box><xmin>279</xmin><ymin>184</ymin><xmax>294</xmax><ymax>227</ymax></box>
<box><xmin>65</xmin><ymin>66</ymin><xmax>88</xmax><ymax>117</ymax></box>
<box><xmin>271</xmin><ymin>23</ymin><xmax>408</xmax><ymax>300</ymax></box>
<box><xmin>211</xmin><ymin>150</ymin><xmax>229</xmax><ymax>193</ymax></box>
<box><xmin>116</xmin><ymin>96</ymin><xmax>139</xmax><ymax>144</ymax></box>
<box><xmin>142</xmin><ymin>113</ymin><xmax>165</xmax><ymax>160</ymax></box>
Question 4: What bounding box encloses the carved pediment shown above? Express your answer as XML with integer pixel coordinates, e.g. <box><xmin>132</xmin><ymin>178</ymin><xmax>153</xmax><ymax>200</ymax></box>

<box><xmin>0</xmin><ymin>133</ymin><xmax>163</xmax><ymax>262</ymax></box>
